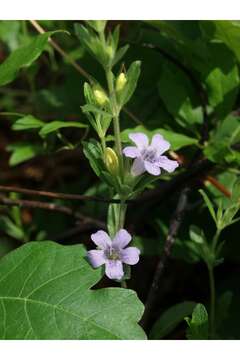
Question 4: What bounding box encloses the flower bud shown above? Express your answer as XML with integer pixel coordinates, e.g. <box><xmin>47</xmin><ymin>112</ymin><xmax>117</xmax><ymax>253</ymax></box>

<box><xmin>116</xmin><ymin>72</ymin><xmax>127</xmax><ymax>92</ymax></box>
<box><xmin>93</xmin><ymin>89</ymin><xmax>108</xmax><ymax>106</ymax></box>
<box><xmin>104</xmin><ymin>147</ymin><xmax>119</xmax><ymax>175</ymax></box>
<box><xmin>106</xmin><ymin>45</ymin><xmax>114</xmax><ymax>59</ymax></box>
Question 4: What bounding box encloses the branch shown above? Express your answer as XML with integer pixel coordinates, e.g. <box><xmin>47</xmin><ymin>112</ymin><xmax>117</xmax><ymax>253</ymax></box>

<box><xmin>140</xmin><ymin>186</ymin><xmax>190</xmax><ymax>329</ymax></box>
<box><xmin>0</xmin><ymin>194</ymin><xmax>105</xmax><ymax>229</ymax></box>
<box><xmin>0</xmin><ymin>185</ymin><xmax>123</xmax><ymax>204</ymax></box>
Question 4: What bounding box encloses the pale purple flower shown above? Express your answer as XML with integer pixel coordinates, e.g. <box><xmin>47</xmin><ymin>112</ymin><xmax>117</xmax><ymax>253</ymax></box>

<box><xmin>87</xmin><ymin>229</ymin><xmax>140</xmax><ymax>280</ymax></box>
<box><xmin>123</xmin><ymin>132</ymin><xmax>179</xmax><ymax>176</ymax></box>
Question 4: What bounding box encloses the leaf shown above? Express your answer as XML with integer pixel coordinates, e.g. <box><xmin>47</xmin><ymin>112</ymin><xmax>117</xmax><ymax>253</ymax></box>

<box><xmin>186</xmin><ymin>303</ymin><xmax>209</xmax><ymax>340</ymax></box>
<box><xmin>149</xmin><ymin>301</ymin><xmax>196</xmax><ymax>339</ymax></box>
<box><xmin>74</xmin><ymin>24</ymin><xmax>109</xmax><ymax>69</ymax></box>
<box><xmin>82</xmin><ymin>140</ymin><xmax>103</xmax><ymax>177</ymax></box>
<box><xmin>204</xmin><ymin>115</ymin><xmax>240</xmax><ymax>165</ymax></box>
<box><xmin>0</xmin><ymin>216</ymin><xmax>24</xmax><ymax>241</ymax></box>
<box><xmin>111</xmin><ymin>125</ymin><xmax>198</xmax><ymax>151</ymax></box>
<box><xmin>206</xmin><ymin>21</ymin><xmax>240</xmax><ymax>63</ymax></box>
<box><xmin>12</xmin><ymin>115</ymin><xmax>45</xmax><ymax>131</ymax></box>
<box><xmin>39</xmin><ymin>121</ymin><xmax>87</xmax><ymax>138</ymax></box>
<box><xmin>81</xmin><ymin>104</ymin><xmax>112</xmax><ymax>117</ymax></box>
<box><xmin>199</xmin><ymin>189</ymin><xmax>217</xmax><ymax>224</ymax></box>
<box><xmin>0</xmin><ymin>31</ymin><xmax>65</xmax><ymax>86</ymax></box>
<box><xmin>158</xmin><ymin>61</ymin><xmax>203</xmax><ymax>128</ymax></box>
<box><xmin>7</xmin><ymin>143</ymin><xmax>44</xmax><ymax>166</ymax></box>
<box><xmin>0</xmin><ymin>241</ymin><xmax>146</xmax><ymax>339</ymax></box>
<box><xmin>189</xmin><ymin>225</ymin><xmax>205</xmax><ymax>244</ymax></box>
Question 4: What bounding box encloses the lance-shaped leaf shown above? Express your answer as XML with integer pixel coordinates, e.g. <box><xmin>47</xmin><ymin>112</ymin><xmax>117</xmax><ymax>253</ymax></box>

<box><xmin>0</xmin><ymin>31</ymin><xmax>66</xmax><ymax>86</ymax></box>
<box><xmin>0</xmin><ymin>241</ymin><xmax>146</xmax><ymax>339</ymax></box>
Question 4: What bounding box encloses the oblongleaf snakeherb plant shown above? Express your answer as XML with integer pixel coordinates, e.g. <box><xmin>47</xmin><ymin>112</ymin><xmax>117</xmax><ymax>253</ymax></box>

<box><xmin>0</xmin><ymin>20</ymin><xmax>240</xmax><ymax>340</ymax></box>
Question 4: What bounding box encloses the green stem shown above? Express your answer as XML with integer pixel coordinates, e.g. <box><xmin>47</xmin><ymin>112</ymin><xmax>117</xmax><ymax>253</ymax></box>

<box><xmin>105</xmin><ymin>69</ymin><xmax>123</xmax><ymax>175</ymax></box>
<box><xmin>118</xmin><ymin>200</ymin><xmax>127</xmax><ymax>229</ymax></box>
<box><xmin>212</xmin><ymin>228</ymin><xmax>221</xmax><ymax>251</ymax></box>
<box><xmin>208</xmin><ymin>265</ymin><xmax>215</xmax><ymax>338</ymax></box>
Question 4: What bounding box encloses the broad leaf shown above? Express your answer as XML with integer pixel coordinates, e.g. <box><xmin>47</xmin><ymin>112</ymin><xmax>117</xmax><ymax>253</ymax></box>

<box><xmin>0</xmin><ymin>241</ymin><xmax>146</xmax><ymax>339</ymax></box>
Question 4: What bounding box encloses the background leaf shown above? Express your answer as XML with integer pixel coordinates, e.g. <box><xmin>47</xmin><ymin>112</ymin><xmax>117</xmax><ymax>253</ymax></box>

<box><xmin>149</xmin><ymin>301</ymin><xmax>196</xmax><ymax>339</ymax></box>
<box><xmin>0</xmin><ymin>31</ymin><xmax>65</xmax><ymax>86</ymax></box>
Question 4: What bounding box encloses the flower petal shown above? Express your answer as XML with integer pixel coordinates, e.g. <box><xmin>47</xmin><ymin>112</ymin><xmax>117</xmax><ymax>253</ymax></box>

<box><xmin>131</xmin><ymin>158</ymin><xmax>145</xmax><ymax>176</ymax></box>
<box><xmin>157</xmin><ymin>156</ymin><xmax>179</xmax><ymax>173</ymax></box>
<box><xmin>144</xmin><ymin>161</ymin><xmax>161</xmax><ymax>176</ymax></box>
<box><xmin>91</xmin><ymin>230</ymin><xmax>111</xmax><ymax>250</ymax></box>
<box><xmin>151</xmin><ymin>134</ymin><xmax>170</xmax><ymax>155</ymax></box>
<box><xmin>87</xmin><ymin>250</ymin><xmax>106</xmax><ymax>268</ymax></box>
<box><xmin>112</xmin><ymin>229</ymin><xmax>132</xmax><ymax>249</ymax></box>
<box><xmin>105</xmin><ymin>260</ymin><xmax>124</xmax><ymax>280</ymax></box>
<box><xmin>120</xmin><ymin>247</ymin><xmax>140</xmax><ymax>265</ymax></box>
<box><xmin>122</xmin><ymin>146</ymin><xmax>140</xmax><ymax>158</ymax></box>
<box><xmin>129</xmin><ymin>132</ymin><xmax>149</xmax><ymax>150</ymax></box>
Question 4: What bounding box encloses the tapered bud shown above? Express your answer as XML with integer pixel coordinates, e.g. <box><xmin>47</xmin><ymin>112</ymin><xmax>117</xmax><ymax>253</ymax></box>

<box><xmin>93</xmin><ymin>89</ymin><xmax>108</xmax><ymax>106</ymax></box>
<box><xmin>106</xmin><ymin>45</ymin><xmax>114</xmax><ymax>59</ymax></box>
<box><xmin>116</xmin><ymin>72</ymin><xmax>127</xmax><ymax>92</ymax></box>
<box><xmin>104</xmin><ymin>147</ymin><xmax>119</xmax><ymax>175</ymax></box>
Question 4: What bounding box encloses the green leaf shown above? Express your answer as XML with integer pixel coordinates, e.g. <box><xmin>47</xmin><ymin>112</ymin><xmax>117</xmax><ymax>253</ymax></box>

<box><xmin>199</xmin><ymin>189</ymin><xmax>217</xmax><ymax>224</ymax></box>
<box><xmin>0</xmin><ymin>241</ymin><xmax>146</xmax><ymax>339</ymax></box>
<box><xmin>189</xmin><ymin>225</ymin><xmax>205</xmax><ymax>244</ymax></box>
<box><xmin>117</xmin><ymin>61</ymin><xmax>141</xmax><ymax>107</ymax></box>
<box><xmin>7</xmin><ymin>143</ymin><xmax>44</xmax><ymax>166</ymax></box>
<box><xmin>39</xmin><ymin>121</ymin><xmax>87</xmax><ymax>138</ymax></box>
<box><xmin>158</xmin><ymin>61</ymin><xmax>203</xmax><ymax>128</ymax></box>
<box><xmin>186</xmin><ymin>303</ymin><xmax>209</xmax><ymax>339</ymax></box>
<box><xmin>206</xmin><ymin>21</ymin><xmax>240</xmax><ymax>63</ymax></box>
<box><xmin>149</xmin><ymin>301</ymin><xmax>196</xmax><ymax>339</ymax></box>
<box><xmin>0</xmin><ymin>31</ymin><xmax>65</xmax><ymax>86</ymax></box>
<box><xmin>85</xmin><ymin>21</ymin><xmax>107</xmax><ymax>34</ymax></box>
<box><xmin>0</xmin><ymin>216</ymin><xmax>24</xmax><ymax>241</ymax></box>
<box><xmin>74</xmin><ymin>24</ymin><xmax>110</xmax><ymax>69</ymax></box>
<box><xmin>12</xmin><ymin>115</ymin><xmax>45</xmax><ymax>131</ymax></box>
<box><xmin>204</xmin><ymin>115</ymin><xmax>240</xmax><ymax>165</ymax></box>
<box><xmin>112</xmin><ymin>125</ymin><xmax>198</xmax><ymax>151</ymax></box>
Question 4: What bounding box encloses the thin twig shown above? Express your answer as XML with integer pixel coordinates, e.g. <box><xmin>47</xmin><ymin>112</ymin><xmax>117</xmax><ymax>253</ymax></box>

<box><xmin>0</xmin><ymin>194</ymin><xmax>105</xmax><ymax>229</ymax></box>
<box><xmin>0</xmin><ymin>185</ymin><xmax>123</xmax><ymax>204</ymax></box>
<box><xmin>140</xmin><ymin>186</ymin><xmax>190</xmax><ymax>329</ymax></box>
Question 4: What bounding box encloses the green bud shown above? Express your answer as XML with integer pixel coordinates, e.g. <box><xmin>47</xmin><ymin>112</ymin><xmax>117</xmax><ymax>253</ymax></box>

<box><xmin>116</xmin><ymin>72</ymin><xmax>127</xmax><ymax>92</ymax></box>
<box><xmin>106</xmin><ymin>45</ymin><xmax>114</xmax><ymax>59</ymax></box>
<box><xmin>93</xmin><ymin>89</ymin><xmax>108</xmax><ymax>106</ymax></box>
<box><xmin>104</xmin><ymin>147</ymin><xmax>119</xmax><ymax>175</ymax></box>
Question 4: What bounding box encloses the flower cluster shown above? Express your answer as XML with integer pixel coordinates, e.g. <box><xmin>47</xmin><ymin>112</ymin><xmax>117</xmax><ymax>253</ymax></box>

<box><xmin>88</xmin><ymin>132</ymin><xmax>179</xmax><ymax>280</ymax></box>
